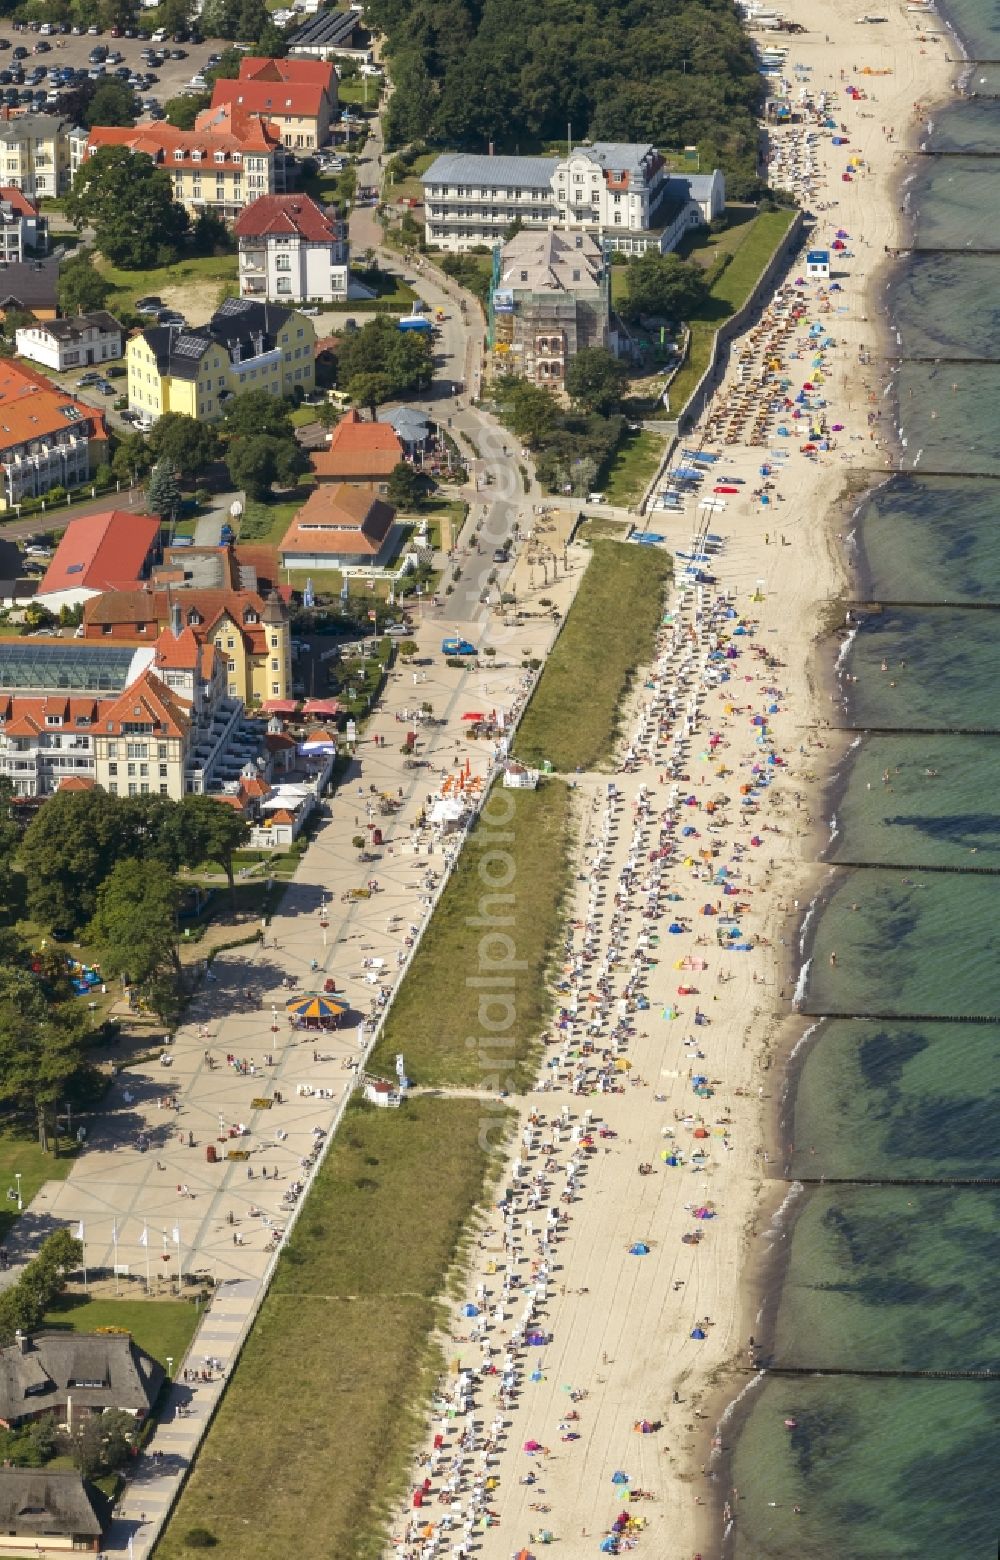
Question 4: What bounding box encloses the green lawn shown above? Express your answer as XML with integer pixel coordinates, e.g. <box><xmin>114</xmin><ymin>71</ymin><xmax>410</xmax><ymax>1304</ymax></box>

<box><xmin>667</xmin><ymin>207</ymin><xmax>797</xmax><ymax>416</ymax></box>
<box><xmin>514</xmin><ymin>539</ymin><xmax>672</xmax><ymax>772</ymax></box>
<box><xmin>156</xmin><ymin>1096</ymin><xmax>506</xmax><ymax>1560</ymax></box>
<box><xmin>238</xmin><ymin>491</ymin><xmax>308</xmax><ymax>546</ymax></box>
<box><xmin>370</xmin><ymin>779</ymin><xmax>572</xmax><ymax>1090</ymax></box>
<box><xmin>600</xmin><ymin>428</ymin><xmax>664</xmax><ymax>507</ymax></box>
<box><xmin>94</xmin><ymin>253</ymin><xmax>238</xmax><ymax>315</ymax></box>
<box><xmin>41</xmin><ymin>1295</ymin><xmax>200</xmax><ymax>1372</ymax></box>
<box><xmin>0</xmin><ymin>1127</ymin><xmax>79</xmax><ymax>1241</ymax></box>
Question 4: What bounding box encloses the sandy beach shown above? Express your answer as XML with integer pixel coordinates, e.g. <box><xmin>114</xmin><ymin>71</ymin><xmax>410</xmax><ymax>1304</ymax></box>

<box><xmin>388</xmin><ymin>5</ymin><xmax>955</xmax><ymax>1558</ymax></box>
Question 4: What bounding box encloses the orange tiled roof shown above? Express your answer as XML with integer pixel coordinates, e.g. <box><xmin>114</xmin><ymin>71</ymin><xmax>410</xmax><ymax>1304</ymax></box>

<box><xmin>99</xmin><ymin>670</ymin><xmax>191</xmax><ymax>740</ymax></box>
<box><xmin>153</xmin><ymin>624</ymin><xmax>202</xmax><ymax>671</ymax></box>
<box><xmin>279</xmin><ymin>484</ymin><xmax>395</xmax><ymax>558</ymax></box>
<box><xmin>0</xmin><ymin>359</ymin><xmax>105</xmax><ymax>454</ymax></box>
<box><xmin>57</xmin><ymin>776</ymin><xmax>96</xmax><ymax>791</ymax></box>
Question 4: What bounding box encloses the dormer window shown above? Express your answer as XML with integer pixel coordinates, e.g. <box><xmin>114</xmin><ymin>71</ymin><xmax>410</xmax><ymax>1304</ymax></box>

<box><xmin>214</xmin><ymin>151</ymin><xmax>226</xmax><ymax>164</ymax></box>
<box><xmin>243</xmin><ymin>609</ymin><xmax>257</xmax><ymax>624</ymax></box>
<box><xmin>191</xmin><ymin>149</ymin><xmax>203</xmax><ymax>163</ymax></box>
<box><xmin>173</xmin><ymin>149</ymin><xmax>184</xmax><ymax>162</ymax></box>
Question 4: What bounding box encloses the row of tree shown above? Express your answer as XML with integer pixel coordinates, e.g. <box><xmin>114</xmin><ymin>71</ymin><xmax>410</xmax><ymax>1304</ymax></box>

<box><xmin>370</xmin><ymin>0</ymin><xmax>766</xmax><ymax>195</ymax></box>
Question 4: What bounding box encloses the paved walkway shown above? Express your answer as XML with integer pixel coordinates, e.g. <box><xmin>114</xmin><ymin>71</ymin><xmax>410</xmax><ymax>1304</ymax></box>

<box><xmin>7</xmin><ymin>385</ymin><xmax>589</xmax><ymax>1560</ymax></box>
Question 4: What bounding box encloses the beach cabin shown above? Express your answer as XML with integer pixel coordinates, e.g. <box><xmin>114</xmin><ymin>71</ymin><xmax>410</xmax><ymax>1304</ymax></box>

<box><xmin>806</xmin><ymin>249</ymin><xmax>831</xmax><ymax>280</ymax></box>
<box><xmin>363</xmin><ymin>1077</ymin><xmax>401</xmax><ymax>1108</ymax></box>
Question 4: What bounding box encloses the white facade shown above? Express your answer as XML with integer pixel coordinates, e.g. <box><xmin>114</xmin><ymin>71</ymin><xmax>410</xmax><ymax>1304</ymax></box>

<box><xmin>239</xmin><ymin>226</ymin><xmax>349</xmax><ymax>303</ymax></box>
<box><xmin>15</xmin><ymin>314</ymin><xmax>122</xmax><ymax>374</ymax></box>
<box><xmin>422</xmin><ymin>146</ymin><xmax>725</xmax><ymax>255</ymax></box>
<box><xmin>0</xmin><ymin>193</ymin><xmax>45</xmax><ymax>263</ymax></box>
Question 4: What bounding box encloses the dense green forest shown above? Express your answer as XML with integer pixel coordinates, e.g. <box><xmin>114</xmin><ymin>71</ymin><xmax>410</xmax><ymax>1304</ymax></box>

<box><xmin>368</xmin><ymin>0</ymin><xmax>765</xmax><ymax>194</ymax></box>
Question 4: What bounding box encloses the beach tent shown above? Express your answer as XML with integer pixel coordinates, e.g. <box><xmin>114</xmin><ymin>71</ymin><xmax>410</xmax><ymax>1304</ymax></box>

<box><xmin>611</xmin><ymin>1471</ymin><xmax>629</xmax><ymax>1485</ymax></box>
<box><xmin>461</xmin><ymin>1303</ymin><xmax>479</xmax><ymax>1317</ymax></box>
<box><xmin>629</xmin><ymin>1242</ymin><xmax>650</xmax><ymax>1256</ymax></box>
<box><xmin>690</xmin><ymin>1327</ymin><xmax>707</xmax><ymax>1340</ymax></box>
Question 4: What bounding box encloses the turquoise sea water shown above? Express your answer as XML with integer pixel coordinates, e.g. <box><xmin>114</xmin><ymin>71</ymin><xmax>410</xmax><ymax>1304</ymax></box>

<box><xmin>728</xmin><ymin>6</ymin><xmax>1000</xmax><ymax>1553</ymax></box>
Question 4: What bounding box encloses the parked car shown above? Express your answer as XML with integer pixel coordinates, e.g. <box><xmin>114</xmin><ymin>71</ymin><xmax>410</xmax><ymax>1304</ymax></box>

<box><xmin>135</xmin><ymin>295</ymin><xmax>163</xmax><ymax>314</ymax></box>
<box><xmin>76</xmin><ymin>372</ymin><xmax>101</xmax><ymax>386</ymax></box>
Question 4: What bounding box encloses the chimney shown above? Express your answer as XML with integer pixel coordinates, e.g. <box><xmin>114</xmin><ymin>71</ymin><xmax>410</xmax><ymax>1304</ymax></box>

<box><xmin>171</xmin><ymin>601</ymin><xmax>182</xmax><ymax>638</ymax></box>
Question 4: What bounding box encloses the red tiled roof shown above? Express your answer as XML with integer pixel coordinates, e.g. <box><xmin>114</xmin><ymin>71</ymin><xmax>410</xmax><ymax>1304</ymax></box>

<box><xmin>0</xmin><ymin>186</ymin><xmax>38</xmax><ymax>218</ymax></box>
<box><xmin>239</xmin><ymin>57</ymin><xmax>336</xmax><ymax>89</ymax></box>
<box><xmin>211</xmin><ymin>78</ymin><xmax>326</xmax><ymax>120</ymax></box>
<box><xmin>234</xmin><ymin>193</ymin><xmax>341</xmax><ymax>243</ymax></box>
<box><xmin>239</xmin><ymin>776</ymin><xmax>270</xmax><ymax>799</ymax></box>
<box><xmin>213</xmin><ymin>793</ymin><xmax>246</xmax><ymax>811</ymax></box>
<box><xmin>330</xmin><ymin>408</ymin><xmax>402</xmax><ymax>453</ymax></box>
<box><xmin>83</xmin><ymin>586</ymin><xmax>270</xmax><ymax>632</ymax></box>
<box><xmin>38</xmin><ymin>511</ymin><xmax>160</xmax><ymax>598</ymax></box>
<box><xmin>87</xmin><ymin>112</ymin><xmax>280</xmax><ymax>172</ymax></box>
<box><xmin>279</xmin><ymin>484</ymin><xmax>395</xmax><ymax>558</ymax></box>
<box><xmin>57</xmin><ymin>776</ymin><xmax>96</xmax><ymax>791</ymax></box>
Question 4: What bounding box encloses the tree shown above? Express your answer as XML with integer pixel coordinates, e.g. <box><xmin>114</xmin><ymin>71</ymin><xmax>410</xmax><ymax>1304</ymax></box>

<box><xmin>164</xmin><ymin>93</ymin><xmax>210</xmax><ymax>129</ymax></box>
<box><xmin>89</xmin><ymin>858</ymin><xmax>185</xmax><ymax>1016</ymax></box>
<box><xmin>621</xmin><ymin>251</ymin><xmax>710</xmax><ymax>325</ymax></box>
<box><xmin>57</xmin><ymin>251</ymin><xmax>113</xmax><ymax>318</ymax></box>
<box><xmin>347</xmin><ymin>372</ymin><xmax>392</xmax><ymax>420</ymax></box>
<box><xmin>0</xmin><ymin>781</ymin><xmax>21</xmax><ymax>920</ymax></box>
<box><xmin>191</xmin><ymin>208</ymin><xmax>233</xmax><ymax>257</ymax></box>
<box><xmin>146</xmin><ymin>459</ymin><xmax>182</xmax><ymax>521</ymax></box>
<box><xmin>20</xmin><ymin>789</ymin><xmax>125</xmax><ymax>932</ymax></box>
<box><xmin>66</xmin><ymin>145</ymin><xmax>189</xmax><ymax>270</ymax></box>
<box><xmin>0</xmin><ymin>968</ymin><xmax>88</xmax><ymax>1153</ymax></box>
<box><xmin>83</xmin><ymin>80</ymin><xmax>137</xmax><ymax>129</ymax></box>
<box><xmin>335</xmin><ymin>317</ymin><xmax>433</xmax><ymax>402</ymax></box>
<box><xmin>173</xmin><ymin>794</ymin><xmax>250</xmax><ymax>904</ymax></box>
<box><xmin>227</xmin><ymin>434</ymin><xmax>305</xmax><ymax>502</ymax></box>
<box><xmin>148</xmin><ymin>414</ymin><xmax>220</xmax><ymax>479</ymax></box>
<box><xmin>564</xmin><ymin>346</ymin><xmax>630</xmax><ymax>416</ymax></box>
<box><xmin>71</xmin><ymin>1409</ymin><xmax>137</xmax><ymax>1480</ymax></box>
<box><xmin>386</xmin><ymin>461</ymin><xmax>422</xmax><ymax>509</ymax></box>
<box><xmin>111</xmin><ymin>430</ymin><xmax>153</xmax><ymax>486</ymax></box>
<box><xmin>222</xmin><ymin>389</ymin><xmax>295</xmax><ymax>442</ymax></box>
<box><xmin>492</xmin><ymin>378</ymin><xmax>558</xmax><ymax>449</ymax></box>
<box><xmin>0</xmin><ymin>1230</ymin><xmax>82</xmax><ymax>1344</ymax></box>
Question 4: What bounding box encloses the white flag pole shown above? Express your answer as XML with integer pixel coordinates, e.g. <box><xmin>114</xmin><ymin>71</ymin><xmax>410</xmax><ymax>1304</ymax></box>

<box><xmin>112</xmin><ymin>1220</ymin><xmax>119</xmax><ymax>1295</ymax></box>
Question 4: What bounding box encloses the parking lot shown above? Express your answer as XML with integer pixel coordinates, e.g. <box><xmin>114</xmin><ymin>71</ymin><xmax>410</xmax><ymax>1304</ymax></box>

<box><xmin>0</xmin><ymin>22</ymin><xmax>238</xmax><ymax>118</ymax></box>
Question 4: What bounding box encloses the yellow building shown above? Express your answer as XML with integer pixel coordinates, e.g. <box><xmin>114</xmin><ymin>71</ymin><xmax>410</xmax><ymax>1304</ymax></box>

<box><xmin>127</xmin><ymin>297</ymin><xmax>316</xmax><ymax>424</ymax></box>
<box><xmin>83</xmin><ymin>583</ymin><xmax>292</xmax><ymax>705</ymax></box>
<box><xmin>0</xmin><ymin>112</ymin><xmax>85</xmax><ymax>200</ymax></box>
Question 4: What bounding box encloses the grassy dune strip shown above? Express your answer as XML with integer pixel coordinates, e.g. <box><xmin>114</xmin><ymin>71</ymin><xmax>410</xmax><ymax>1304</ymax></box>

<box><xmin>514</xmin><ymin>540</ymin><xmax>672</xmax><ymax>772</ymax></box>
<box><xmin>371</xmin><ymin>779</ymin><xmax>573</xmax><ymax>1091</ymax></box>
<box><xmin>157</xmin><ymin>1097</ymin><xmax>504</xmax><ymax>1560</ymax></box>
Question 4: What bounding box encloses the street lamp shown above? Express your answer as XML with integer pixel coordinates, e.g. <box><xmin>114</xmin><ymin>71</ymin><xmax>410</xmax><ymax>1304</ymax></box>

<box><xmin>319</xmin><ymin>902</ymin><xmax>329</xmax><ymax>948</ymax></box>
<box><xmin>166</xmin><ymin>1356</ymin><xmax>173</xmax><ymax>1380</ymax></box>
<box><xmin>14</xmin><ymin>1173</ymin><xmax>21</xmax><ymax>1212</ymax></box>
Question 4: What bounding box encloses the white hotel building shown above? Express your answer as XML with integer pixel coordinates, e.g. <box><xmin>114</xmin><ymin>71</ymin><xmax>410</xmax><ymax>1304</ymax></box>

<box><xmin>421</xmin><ymin>143</ymin><xmax>725</xmax><ymax>255</ymax></box>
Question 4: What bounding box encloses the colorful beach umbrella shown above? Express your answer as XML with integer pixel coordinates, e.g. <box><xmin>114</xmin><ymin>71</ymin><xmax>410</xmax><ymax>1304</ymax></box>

<box><xmin>285</xmin><ymin>993</ymin><xmax>346</xmax><ymax>1020</ymax></box>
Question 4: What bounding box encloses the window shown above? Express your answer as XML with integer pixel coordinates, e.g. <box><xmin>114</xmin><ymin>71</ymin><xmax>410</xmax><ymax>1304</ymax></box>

<box><xmin>108</xmin><ymin>762</ymin><xmax>117</xmax><ymax>776</ymax></box>
<box><xmin>159</xmin><ymin>784</ymin><xmax>169</xmax><ymax>795</ymax></box>
<box><xmin>109</xmin><ymin>782</ymin><xmax>117</xmax><ymax>795</ymax></box>
<box><xmin>270</xmin><ymin>658</ymin><xmax>279</xmax><ymax>670</ymax></box>
<box><xmin>128</xmin><ymin>783</ymin><xmax>137</xmax><ymax>796</ymax></box>
<box><xmin>158</xmin><ymin>742</ymin><xmax>167</xmax><ymax>759</ymax></box>
<box><xmin>272</xmin><ymin>683</ymin><xmax>280</xmax><ymax>695</ymax></box>
<box><xmin>159</xmin><ymin>764</ymin><xmax>168</xmax><ymax>778</ymax></box>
